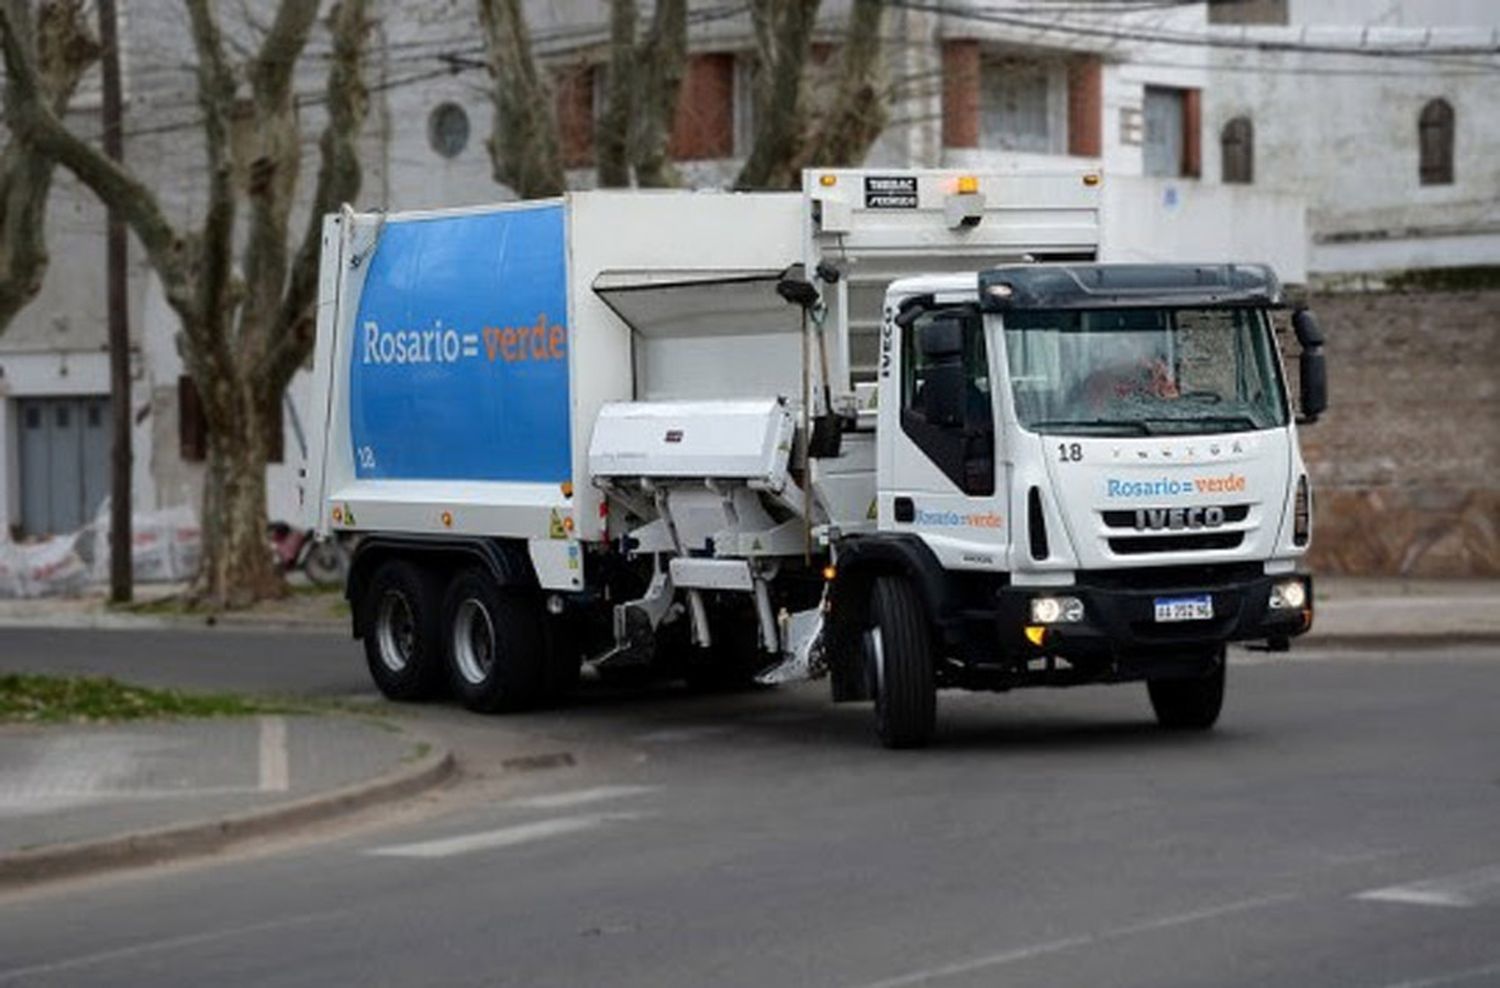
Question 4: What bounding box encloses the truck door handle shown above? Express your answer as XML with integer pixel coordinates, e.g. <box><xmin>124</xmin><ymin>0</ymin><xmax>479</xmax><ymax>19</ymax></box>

<box><xmin>894</xmin><ymin>497</ymin><xmax>914</xmax><ymax>523</ymax></box>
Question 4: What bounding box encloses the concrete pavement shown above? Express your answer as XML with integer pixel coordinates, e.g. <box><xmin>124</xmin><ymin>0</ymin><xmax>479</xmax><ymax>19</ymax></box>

<box><xmin>0</xmin><ymin>714</ymin><xmax>452</xmax><ymax>890</ymax></box>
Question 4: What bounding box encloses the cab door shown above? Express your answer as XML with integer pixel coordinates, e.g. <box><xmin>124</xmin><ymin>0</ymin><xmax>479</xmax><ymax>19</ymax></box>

<box><xmin>878</xmin><ymin>305</ymin><xmax>1009</xmax><ymax>570</ymax></box>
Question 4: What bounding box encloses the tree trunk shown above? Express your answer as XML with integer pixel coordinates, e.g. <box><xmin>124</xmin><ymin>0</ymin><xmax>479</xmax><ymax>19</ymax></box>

<box><xmin>803</xmin><ymin>0</ymin><xmax>887</xmax><ymax>168</ymax></box>
<box><xmin>595</xmin><ymin>0</ymin><xmax>635</xmax><ymax>188</ymax></box>
<box><xmin>736</xmin><ymin>0</ymin><xmax>819</xmax><ymax>190</ymax></box>
<box><xmin>478</xmin><ymin>0</ymin><xmax>565</xmax><ymax>198</ymax></box>
<box><xmin>631</xmin><ymin>0</ymin><xmax>687</xmax><ymax>188</ymax></box>
<box><xmin>198</xmin><ymin>377</ymin><xmax>281</xmax><ymax>608</ymax></box>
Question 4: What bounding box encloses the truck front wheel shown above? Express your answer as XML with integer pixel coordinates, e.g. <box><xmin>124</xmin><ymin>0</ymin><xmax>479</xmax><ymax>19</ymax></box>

<box><xmin>444</xmin><ymin>569</ymin><xmax>546</xmax><ymax>713</ymax></box>
<box><xmin>361</xmin><ymin>559</ymin><xmax>446</xmax><ymax>701</ymax></box>
<box><xmin>1147</xmin><ymin>649</ymin><xmax>1226</xmax><ymax>730</ymax></box>
<box><xmin>867</xmin><ymin>575</ymin><xmax>937</xmax><ymax>749</ymax></box>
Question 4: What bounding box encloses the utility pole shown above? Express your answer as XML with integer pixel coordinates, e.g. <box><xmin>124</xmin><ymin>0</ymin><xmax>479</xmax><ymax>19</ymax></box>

<box><xmin>100</xmin><ymin>0</ymin><xmax>131</xmax><ymax>603</ymax></box>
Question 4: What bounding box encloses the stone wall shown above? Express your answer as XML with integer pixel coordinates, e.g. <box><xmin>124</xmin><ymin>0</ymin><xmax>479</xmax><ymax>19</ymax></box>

<box><xmin>1294</xmin><ymin>282</ymin><xmax>1499</xmax><ymax>576</ymax></box>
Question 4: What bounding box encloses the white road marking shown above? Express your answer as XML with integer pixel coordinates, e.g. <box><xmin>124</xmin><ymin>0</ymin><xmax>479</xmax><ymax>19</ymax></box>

<box><xmin>257</xmin><ymin>716</ymin><xmax>289</xmax><ymax>793</ymax></box>
<box><xmin>1356</xmin><ymin>864</ymin><xmax>1500</xmax><ymax>909</ymax></box>
<box><xmin>0</xmin><ymin>909</ymin><xmax>350</xmax><ymax>984</ymax></box>
<box><xmin>509</xmin><ymin>785</ymin><xmax>657</xmax><ymax>810</ymax></box>
<box><xmin>1380</xmin><ymin>959</ymin><xmax>1500</xmax><ymax>988</ymax></box>
<box><xmin>365</xmin><ymin>812</ymin><xmax>647</xmax><ymax>859</ymax></box>
<box><xmin>849</xmin><ymin>893</ymin><xmax>1295</xmax><ymax>988</ymax></box>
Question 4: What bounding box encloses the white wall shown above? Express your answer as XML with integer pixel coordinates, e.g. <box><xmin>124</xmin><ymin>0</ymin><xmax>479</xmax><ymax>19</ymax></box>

<box><xmin>1205</xmin><ymin>3</ymin><xmax>1500</xmax><ymax>273</ymax></box>
<box><xmin>1101</xmin><ymin>177</ymin><xmax>1307</xmax><ymax>284</ymax></box>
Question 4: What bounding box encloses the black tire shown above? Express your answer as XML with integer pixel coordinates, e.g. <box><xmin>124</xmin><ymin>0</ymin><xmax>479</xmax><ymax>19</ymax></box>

<box><xmin>1147</xmin><ymin>650</ymin><xmax>1226</xmax><ymax>731</ymax></box>
<box><xmin>867</xmin><ymin>575</ymin><xmax>937</xmax><ymax>749</ymax></box>
<box><xmin>304</xmin><ymin>539</ymin><xmax>349</xmax><ymax>587</ymax></box>
<box><xmin>360</xmin><ymin>559</ymin><xmax>446</xmax><ymax>701</ymax></box>
<box><xmin>442</xmin><ymin>568</ymin><xmax>547</xmax><ymax>713</ymax></box>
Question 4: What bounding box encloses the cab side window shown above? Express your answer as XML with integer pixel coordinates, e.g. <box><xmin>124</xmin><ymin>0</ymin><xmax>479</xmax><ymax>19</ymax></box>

<box><xmin>900</xmin><ymin>308</ymin><xmax>995</xmax><ymax>496</ymax></box>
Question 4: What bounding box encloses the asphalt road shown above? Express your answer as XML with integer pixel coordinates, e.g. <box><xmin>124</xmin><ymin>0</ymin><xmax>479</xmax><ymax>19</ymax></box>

<box><xmin>3</xmin><ymin>629</ymin><xmax>1500</xmax><ymax>987</ymax></box>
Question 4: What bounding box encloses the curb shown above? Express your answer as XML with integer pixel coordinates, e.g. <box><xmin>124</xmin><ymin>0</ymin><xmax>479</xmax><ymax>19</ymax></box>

<box><xmin>1300</xmin><ymin>631</ymin><xmax>1500</xmax><ymax>650</ymax></box>
<box><xmin>0</xmin><ymin>614</ymin><xmax>346</xmax><ymax>634</ymax></box>
<box><xmin>0</xmin><ymin>733</ymin><xmax>456</xmax><ymax>892</ymax></box>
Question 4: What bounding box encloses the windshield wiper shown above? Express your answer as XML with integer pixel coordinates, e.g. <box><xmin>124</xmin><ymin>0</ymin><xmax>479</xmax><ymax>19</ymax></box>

<box><xmin>1143</xmin><ymin>415</ymin><xmax>1261</xmax><ymax>434</ymax></box>
<box><xmin>1028</xmin><ymin>419</ymin><xmax>1153</xmax><ymax>436</ymax></box>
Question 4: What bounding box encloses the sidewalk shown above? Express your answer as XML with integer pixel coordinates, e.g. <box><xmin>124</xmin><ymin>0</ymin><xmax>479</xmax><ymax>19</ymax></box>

<box><xmin>1310</xmin><ymin>577</ymin><xmax>1500</xmax><ymax>646</ymax></box>
<box><xmin>0</xmin><ymin>582</ymin><xmax>349</xmax><ymax>633</ymax></box>
<box><xmin>0</xmin><ymin>714</ymin><xmax>452</xmax><ymax>889</ymax></box>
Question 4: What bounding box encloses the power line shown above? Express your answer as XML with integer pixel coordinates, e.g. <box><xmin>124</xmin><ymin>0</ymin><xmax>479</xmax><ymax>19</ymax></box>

<box><xmin>884</xmin><ymin>0</ymin><xmax>1500</xmax><ymax>62</ymax></box>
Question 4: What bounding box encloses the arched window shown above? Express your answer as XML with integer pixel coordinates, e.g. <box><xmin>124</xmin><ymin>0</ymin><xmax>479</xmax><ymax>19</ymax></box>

<box><xmin>1419</xmin><ymin>99</ymin><xmax>1454</xmax><ymax>185</ymax></box>
<box><xmin>1221</xmin><ymin>116</ymin><xmax>1253</xmax><ymax>184</ymax></box>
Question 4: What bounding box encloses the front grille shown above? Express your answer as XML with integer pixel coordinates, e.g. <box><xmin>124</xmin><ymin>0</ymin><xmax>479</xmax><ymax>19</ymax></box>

<box><xmin>1088</xmin><ymin>562</ymin><xmax>1262</xmax><ymax>590</ymax></box>
<box><xmin>1100</xmin><ymin>504</ymin><xmax>1251</xmax><ymax>529</ymax></box>
<box><xmin>1108</xmin><ymin>532</ymin><xmax>1245</xmax><ymax>555</ymax></box>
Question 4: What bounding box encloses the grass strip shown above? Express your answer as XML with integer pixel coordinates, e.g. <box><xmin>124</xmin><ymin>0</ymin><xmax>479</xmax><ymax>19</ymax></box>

<box><xmin>0</xmin><ymin>674</ymin><xmax>295</xmax><ymax>725</ymax></box>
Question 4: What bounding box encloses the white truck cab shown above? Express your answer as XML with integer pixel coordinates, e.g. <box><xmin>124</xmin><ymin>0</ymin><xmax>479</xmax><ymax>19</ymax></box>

<box><xmin>307</xmin><ymin>168</ymin><xmax>1326</xmax><ymax>748</ymax></box>
<box><xmin>819</xmin><ymin>262</ymin><xmax>1324</xmax><ymax>744</ymax></box>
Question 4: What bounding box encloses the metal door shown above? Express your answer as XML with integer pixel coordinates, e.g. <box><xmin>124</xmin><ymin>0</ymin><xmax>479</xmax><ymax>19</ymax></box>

<box><xmin>17</xmin><ymin>396</ymin><xmax>112</xmax><ymax>536</ymax></box>
<box><xmin>1143</xmin><ymin>86</ymin><xmax>1184</xmax><ymax>178</ymax></box>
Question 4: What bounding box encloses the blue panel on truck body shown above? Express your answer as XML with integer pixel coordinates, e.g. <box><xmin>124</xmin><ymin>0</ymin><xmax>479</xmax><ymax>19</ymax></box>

<box><xmin>349</xmin><ymin>204</ymin><xmax>570</xmax><ymax>482</ymax></box>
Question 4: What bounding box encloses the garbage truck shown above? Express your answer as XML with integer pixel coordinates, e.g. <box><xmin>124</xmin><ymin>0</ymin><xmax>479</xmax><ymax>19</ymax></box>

<box><xmin>305</xmin><ymin>168</ymin><xmax>1327</xmax><ymax>748</ymax></box>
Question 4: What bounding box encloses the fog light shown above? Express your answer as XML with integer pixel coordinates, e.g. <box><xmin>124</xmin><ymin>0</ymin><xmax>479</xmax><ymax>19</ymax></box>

<box><xmin>1269</xmin><ymin>579</ymin><xmax>1307</xmax><ymax>610</ymax></box>
<box><xmin>1030</xmin><ymin>595</ymin><xmax>1084</xmax><ymax>624</ymax></box>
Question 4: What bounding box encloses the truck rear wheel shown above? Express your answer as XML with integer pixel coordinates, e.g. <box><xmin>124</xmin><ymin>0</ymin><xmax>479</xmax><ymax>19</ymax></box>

<box><xmin>1147</xmin><ymin>650</ymin><xmax>1226</xmax><ymax>730</ymax></box>
<box><xmin>361</xmin><ymin>559</ymin><xmax>446</xmax><ymax>701</ymax></box>
<box><xmin>867</xmin><ymin>575</ymin><xmax>937</xmax><ymax>749</ymax></box>
<box><xmin>443</xmin><ymin>569</ymin><xmax>546</xmax><ymax>713</ymax></box>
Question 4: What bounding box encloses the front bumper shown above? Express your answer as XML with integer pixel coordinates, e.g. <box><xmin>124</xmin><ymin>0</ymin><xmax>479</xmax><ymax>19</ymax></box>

<box><xmin>994</xmin><ymin>571</ymin><xmax>1313</xmax><ymax>662</ymax></box>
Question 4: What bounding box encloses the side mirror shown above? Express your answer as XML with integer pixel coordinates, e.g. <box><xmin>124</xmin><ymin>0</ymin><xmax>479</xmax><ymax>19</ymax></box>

<box><xmin>918</xmin><ymin>317</ymin><xmax>964</xmax><ymax>360</ymax></box>
<box><xmin>1291</xmin><ymin>309</ymin><xmax>1327</xmax><ymax>423</ymax></box>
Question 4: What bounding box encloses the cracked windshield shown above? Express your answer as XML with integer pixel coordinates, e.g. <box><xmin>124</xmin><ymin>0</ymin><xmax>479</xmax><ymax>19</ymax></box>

<box><xmin>1004</xmin><ymin>307</ymin><xmax>1289</xmax><ymax>436</ymax></box>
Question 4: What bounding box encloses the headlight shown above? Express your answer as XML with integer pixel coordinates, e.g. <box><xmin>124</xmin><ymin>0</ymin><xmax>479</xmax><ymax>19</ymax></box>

<box><xmin>1030</xmin><ymin>595</ymin><xmax>1085</xmax><ymax>624</ymax></box>
<box><xmin>1269</xmin><ymin>578</ymin><xmax>1307</xmax><ymax>610</ymax></box>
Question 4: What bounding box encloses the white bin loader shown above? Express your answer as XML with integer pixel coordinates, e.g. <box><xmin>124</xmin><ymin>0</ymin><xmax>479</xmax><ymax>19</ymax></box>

<box><xmin>307</xmin><ymin>169</ymin><xmax>1327</xmax><ymax>747</ymax></box>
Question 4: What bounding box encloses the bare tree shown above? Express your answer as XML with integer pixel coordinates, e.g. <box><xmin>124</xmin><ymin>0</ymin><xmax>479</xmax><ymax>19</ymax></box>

<box><xmin>0</xmin><ymin>0</ymin><xmax>97</xmax><ymax>332</ymax></box>
<box><xmin>0</xmin><ymin>0</ymin><xmax>372</xmax><ymax>608</ymax></box>
<box><xmin>478</xmin><ymin>0</ymin><xmax>565</xmax><ymax>198</ymax></box>
<box><xmin>736</xmin><ymin>0</ymin><xmax>889</xmax><ymax>190</ymax></box>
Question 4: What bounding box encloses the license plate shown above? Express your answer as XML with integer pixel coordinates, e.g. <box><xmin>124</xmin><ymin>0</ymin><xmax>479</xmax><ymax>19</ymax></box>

<box><xmin>1154</xmin><ymin>595</ymin><xmax>1214</xmax><ymax>622</ymax></box>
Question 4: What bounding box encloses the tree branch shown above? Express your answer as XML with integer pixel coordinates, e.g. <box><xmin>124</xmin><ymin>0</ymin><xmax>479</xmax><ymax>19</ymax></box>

<box><xmin>249</xmin><ymin>0</ymin><xmax>317</xmax><ymax>107</ymax></box>
<box><xmin>260</xmin><ymin>0</ymin><xmax>370</xmax><ymax>404</ymax></box>
<box><xmin>237</xmin><ymin>0</ymin><xmax>321</xmax><ymax>385</ymax></box>
<box><xmin>0</xmin><ymin>0</ymin><xmax>98</xmax><ymax>331</ymax></box>
<box><xmin>0</xmin><ymin>0</ymin><xmax>190</xmax><ymax>315</ymax></box>
<box><xmin>181</xmin><ymin>0</ymin><xmax>239</xmax><ymax>390</ymax></box>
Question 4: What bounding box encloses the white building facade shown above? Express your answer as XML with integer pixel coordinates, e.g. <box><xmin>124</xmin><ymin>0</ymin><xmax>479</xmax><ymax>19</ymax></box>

<box><xmin>1</xmin><ymin>0</ymin><xmax>1494</xmax><ymax>541</ymax></box>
